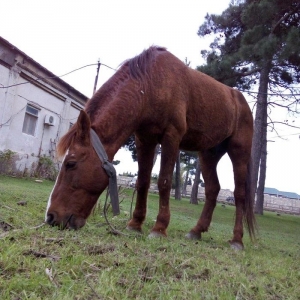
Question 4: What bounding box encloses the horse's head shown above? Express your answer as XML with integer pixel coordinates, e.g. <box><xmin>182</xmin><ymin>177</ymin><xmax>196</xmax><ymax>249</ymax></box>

<box><xmin>45</xmin><ymin>111</ymin><xmax>109</xmax><ymax>229</ymax></box>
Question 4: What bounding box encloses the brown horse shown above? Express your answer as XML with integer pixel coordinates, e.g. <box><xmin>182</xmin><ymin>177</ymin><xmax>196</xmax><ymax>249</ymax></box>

<box><xmin>45</xmin><ymin>46</ymin><xmax>255</xmax><ymax>249</ymax></box>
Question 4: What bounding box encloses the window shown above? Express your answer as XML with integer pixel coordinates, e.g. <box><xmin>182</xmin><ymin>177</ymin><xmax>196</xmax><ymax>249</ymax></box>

<box><xmin>22</xmin><ymin>105</ymin><xmax>39</xmax><ymax>136</ymax></box>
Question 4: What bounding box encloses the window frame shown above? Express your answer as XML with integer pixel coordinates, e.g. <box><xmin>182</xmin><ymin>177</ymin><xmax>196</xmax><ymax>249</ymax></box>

<box><xmin>22</xmin><ymin>104</ymin><xmax>39</xmax><ymax>136</ymax></box>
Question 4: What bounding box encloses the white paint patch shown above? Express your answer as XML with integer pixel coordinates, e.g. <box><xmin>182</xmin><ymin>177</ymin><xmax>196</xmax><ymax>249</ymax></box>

<box><xmin>45</xmin><ymin>149</ymin><xmax>69</xmax><ymax>221</ymax></box>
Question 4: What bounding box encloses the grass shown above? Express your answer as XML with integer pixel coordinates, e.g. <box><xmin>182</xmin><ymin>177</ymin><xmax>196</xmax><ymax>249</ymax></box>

<box><xmin>0</xmin><ymin>175</ymin><xmax>300</xmax><ymax>299</ymax></box>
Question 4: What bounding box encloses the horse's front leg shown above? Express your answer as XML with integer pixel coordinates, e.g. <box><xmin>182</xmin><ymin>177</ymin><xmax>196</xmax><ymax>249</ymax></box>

<box><xmin>149</xmin><ymin>131</ymin><xmax>181</xmax><ymax>238</ymax></box>
<box><xmin>127</xmin><ymin>138</ymin><xmax>157</xmax><ymax>233</ymax></box>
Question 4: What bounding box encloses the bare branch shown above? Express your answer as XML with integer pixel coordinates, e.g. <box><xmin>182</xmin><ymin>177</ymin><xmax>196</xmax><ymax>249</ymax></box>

<box><xmin>268</xmin><ymin>101</ymin><xmax>300</xmax><ymax>113</ymax></box>
<box><xmin>267</xmin><ymin>121</ymin><xmax>300</xmax><ymax>130</ymax></box>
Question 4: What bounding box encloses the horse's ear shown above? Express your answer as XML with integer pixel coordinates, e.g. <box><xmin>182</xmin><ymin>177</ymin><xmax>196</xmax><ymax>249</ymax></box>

<box><xmin>76</xmin><ymin>110</ymin><xmax>91</xmax><ymax>145</ymax></box>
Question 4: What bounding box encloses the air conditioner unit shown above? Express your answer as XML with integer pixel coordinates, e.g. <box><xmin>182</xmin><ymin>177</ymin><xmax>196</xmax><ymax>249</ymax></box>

<box><xmin>44</xmin><ymin>115</ymin><xmax>55</xmax><ymax>126</ymax></box>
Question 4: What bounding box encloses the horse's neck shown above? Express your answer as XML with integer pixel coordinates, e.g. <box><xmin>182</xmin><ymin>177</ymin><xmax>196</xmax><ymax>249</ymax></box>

<box><xmin>91</xmin><ymin>99</ymin><xmax>139</xmax><ymax>160</ymax></box>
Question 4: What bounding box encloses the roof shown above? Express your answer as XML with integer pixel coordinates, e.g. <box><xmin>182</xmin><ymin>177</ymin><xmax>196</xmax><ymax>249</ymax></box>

<box><xmin>0</xmin><ymin>35</ymin><xmax>88</xmax><ymax>103</ymax></box>
<box><xmin>264</xmin><ymin>187</ymin><xmax>300</xmax><ymax>199</ymax></box>
<box><xmin>264</xmin><ymin>187</ymin><xmax>279</xmax><ymax>195</ymax></box>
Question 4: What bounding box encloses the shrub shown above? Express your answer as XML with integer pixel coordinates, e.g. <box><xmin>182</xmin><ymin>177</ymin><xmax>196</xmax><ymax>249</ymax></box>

<box><xmin>0</xmin><ymin>149</ymin><xmax>16</xmax><ymax>174</ymax></box>
<box><xmin>35</xmin><ymin>155</ymin><xmax>58</xmax><ymax>180</ymax></box>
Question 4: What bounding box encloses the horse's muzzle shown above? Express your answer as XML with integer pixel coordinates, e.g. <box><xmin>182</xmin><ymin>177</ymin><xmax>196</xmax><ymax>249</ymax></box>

<box><xmin>46</xmin><ymin>212</ymin><xmax>86</xmax><ymax>230</ymax></box>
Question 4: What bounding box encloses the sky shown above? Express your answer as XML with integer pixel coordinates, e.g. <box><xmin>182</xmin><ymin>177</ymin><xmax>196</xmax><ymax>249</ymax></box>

<box><xmin>1</xmin><ymin>0</ymin><xmax>299</xmax><ymax>194</ymax></box>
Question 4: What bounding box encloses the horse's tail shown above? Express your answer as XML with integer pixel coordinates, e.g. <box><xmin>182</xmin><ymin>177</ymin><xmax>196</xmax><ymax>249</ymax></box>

<box><xmin>244</xmin><ymin>156</ymin><xmax>257</xmax><ymax>240</ymax></box>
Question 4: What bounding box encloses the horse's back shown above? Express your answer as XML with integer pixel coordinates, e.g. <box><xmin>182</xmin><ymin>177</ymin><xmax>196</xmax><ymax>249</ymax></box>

<box><xmin>131</xmin><ymin>48</ymin><xmax>253</xmax><ymax>151</ymax></box>
<box><xmin>177</xmin><ymin>68</ymin><xmax>252</xmax><ymax>151</ymax></box>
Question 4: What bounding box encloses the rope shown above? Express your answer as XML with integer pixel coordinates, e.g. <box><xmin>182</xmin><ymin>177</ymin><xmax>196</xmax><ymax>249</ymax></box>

<box><xmin>102</xmin><ymin>186</ymin><xmax>138</xmax><ymax>236</ymax></box>
<box><xmin>103</xmin><ymin>188</ymin><xmax>129</xmax><ymax>236</ymax></box>
<box><xmin>130</xmin><ymin>188</ymin><xmax>137</xmax><ymax>219</ymax></box>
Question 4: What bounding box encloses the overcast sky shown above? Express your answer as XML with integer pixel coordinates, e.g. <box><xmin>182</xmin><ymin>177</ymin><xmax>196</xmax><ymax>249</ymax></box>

<box><xmin>1</xmin><ymin>0</ymin><xmax>299</xmax><ymax>194</ymax></box>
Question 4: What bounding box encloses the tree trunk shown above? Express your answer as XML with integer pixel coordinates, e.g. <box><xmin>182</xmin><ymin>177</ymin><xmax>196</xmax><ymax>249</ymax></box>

<box><xmin>182</xmin><ymin>169</ymin><xmax>189</xmax><ymax>196</ymax></box>
<box><xmin>251</xmin><ymin>61</ymin><xmax>271</xmax><ymax>206</ymax></box>
<box><xmin>153</xmin><ymin>144</ymin><xmax>160</xmax><ymax>166</ymax></box>
<box><xmin>190</xmin><ymin>158</ymin><xmax>201</xmax><ymax>204</ymax></box>
<box><xmin>174</xmin><ymin>152</ymin><xmax>181</xmax><ymax>200</ymax></box>
<box><xmin>255</xmin><ymin>123</ymin><xmax>267</xmax><ymax>214</ymax></box>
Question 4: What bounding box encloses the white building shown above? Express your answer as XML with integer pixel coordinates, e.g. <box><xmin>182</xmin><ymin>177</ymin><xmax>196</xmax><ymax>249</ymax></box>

<box><xmin>0</xmin><ymin>36</ymin><xmax>88</xmax><ymax>178</ymax></box>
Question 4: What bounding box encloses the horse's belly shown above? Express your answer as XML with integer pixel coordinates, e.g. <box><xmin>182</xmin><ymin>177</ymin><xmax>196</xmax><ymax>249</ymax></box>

<box><xmin>179</xmin><ymin>130</ymin><xmax>228</xmax><ymax>151</ymax></box>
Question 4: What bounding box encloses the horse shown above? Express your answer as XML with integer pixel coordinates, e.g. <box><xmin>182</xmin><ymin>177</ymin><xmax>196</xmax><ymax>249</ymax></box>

<box><xmin>45</xmin><ymin>46</ymin><xmax>256</xmax><ymax>250</ymax></box>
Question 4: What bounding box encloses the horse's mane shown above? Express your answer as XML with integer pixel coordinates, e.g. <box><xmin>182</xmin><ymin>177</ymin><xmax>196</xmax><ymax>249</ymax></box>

<box><xmin>57</xmin><ymin>125</ymin><xmax>77</xmax><ymax>157</ymax></box>
<box><xmin>57</xmin><ymin>46</ymin><xmax>167</xmax><ymax>157</ymax></box>
<box><xmin>125</xmin><ymin>45</ymin><xmax>166</xmax><ymax>80</ymax></box>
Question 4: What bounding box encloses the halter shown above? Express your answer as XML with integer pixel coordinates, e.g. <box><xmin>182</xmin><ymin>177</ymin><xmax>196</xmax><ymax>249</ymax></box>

<box><xmin>90</xmin><ymin>128</ymin><xmax>120</xmax><ymax>216</ymax></box>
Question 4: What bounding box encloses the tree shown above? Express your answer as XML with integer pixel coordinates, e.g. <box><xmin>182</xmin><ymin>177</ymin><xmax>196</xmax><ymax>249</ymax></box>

<box><xmin>180</xmin><ymin>151</ymin><xmax>197</xmax><ymax>196</ymax></box>
<box><xmin>174</xmin><ymin>152</ymin><xmax>181</xmax><ymax>200</ymax></box>
<box><xmin>123</xmin><ymin>135</ymin><xmax>161</xmax><ymax>166</ymax></box>
<box><xmin>190</xmin><ymin>157</ymin><xmax>201</xmax><ymax>204</ymax></box>
<box><xmin>197</xmin><ymin>0</ymin><xmax>300</xmax><ymax>214</ymax></box>
<box><xmin>123</xmin><ymin>135</ymin><xmax>137</xmax><ymax>161</ymax></box>
<box><xmin>256</xmin><ymin>124</ymin><xmax>267</xmax><ymax>213</ymax></box>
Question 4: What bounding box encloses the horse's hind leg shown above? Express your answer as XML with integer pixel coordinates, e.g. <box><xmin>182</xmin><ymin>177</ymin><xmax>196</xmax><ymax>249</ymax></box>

<box><xmin>127</xmin><ymin>137</ymin><xmax>157</xmax><ymax>233</ymax></box>
<box><xmin>186</xmin><ymin>146</ymin><xmax>226</xmax><ymax>240</ymax></box>
<box><xmin>227</xmin><ymin>139</ymin><xmax>252</xmax><ymax>250</ymax></box>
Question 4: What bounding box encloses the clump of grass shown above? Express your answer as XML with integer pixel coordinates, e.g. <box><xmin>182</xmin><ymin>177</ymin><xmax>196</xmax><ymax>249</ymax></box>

<box><xmin>0</xmin><ymin>175</ymin><xmax>299</xmax><ymax>299</ymax></box>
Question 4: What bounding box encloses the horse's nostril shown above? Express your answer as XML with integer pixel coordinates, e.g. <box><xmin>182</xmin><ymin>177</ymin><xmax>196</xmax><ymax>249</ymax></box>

<box><xmin>46</xmin><ymin>213</ymin><xmax>55</xmax><ymax>225</ymax></box>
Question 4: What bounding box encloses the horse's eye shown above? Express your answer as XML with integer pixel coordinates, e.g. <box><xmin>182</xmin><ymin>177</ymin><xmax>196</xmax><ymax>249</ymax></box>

<box><xmin>65</xmin><ymin>161</ymin><xmax>77</xmax><ymax>169</ymax></box>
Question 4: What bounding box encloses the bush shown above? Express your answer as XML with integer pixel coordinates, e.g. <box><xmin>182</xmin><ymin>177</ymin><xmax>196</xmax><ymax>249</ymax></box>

<box><xmin>35</xmin><ymin>155</ymin><xmax>58</xmax><ymax>180</ymax></box>
<box><xmin>0</xmin><ymin>149</ymin><xmax>16</xmax><ymax>174</ymax></box>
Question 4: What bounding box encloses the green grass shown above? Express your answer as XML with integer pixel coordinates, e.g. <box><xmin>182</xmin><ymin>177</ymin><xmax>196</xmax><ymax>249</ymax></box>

<box><xmin>0</xmin><ymin>175</ymin><xmax>300</xmax><ymax>299</ymax></box>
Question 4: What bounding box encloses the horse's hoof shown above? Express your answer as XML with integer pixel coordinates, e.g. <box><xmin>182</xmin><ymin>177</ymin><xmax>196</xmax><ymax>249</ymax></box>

<box><xmin>229</xmin><ymin>240</ymin><xmax>244</xmax><ymax>251</ymax></box>
<box><xmin>185</xmin><ymin>231</ymin><xmax>201</xmax><ymax>240</ymax></box>
<box><xmin>126</xmin><ymin>226</ymin><xmax>142</xmax><ymax>234</ymax></box>
<box><xmin>148</xmin><ymin>231</ymin><xmax>166</xmax><ymax>238</ymax></box>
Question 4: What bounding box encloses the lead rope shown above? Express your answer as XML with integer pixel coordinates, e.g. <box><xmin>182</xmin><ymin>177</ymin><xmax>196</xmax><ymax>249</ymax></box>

<box><xmin>90</xmin><ymin>128</ymin><xmax>139</xmax><ymax>235</ymax></box>
<box><xmin>102</xmin><ymin>187</ymin><xmax>137</xmax><ymax>236</ymax></box>
<box><xmin>130</xmin><ymin>188</ymin><xmax>137</xmax><ymax>219</ymax></box>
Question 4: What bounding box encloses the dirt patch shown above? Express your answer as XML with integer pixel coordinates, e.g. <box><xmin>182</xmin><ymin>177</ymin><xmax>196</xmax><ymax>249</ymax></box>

<box><xmin>87</xmin><ymin>244</ymin><xmax>116</xmax><ymax>255</ymax></box>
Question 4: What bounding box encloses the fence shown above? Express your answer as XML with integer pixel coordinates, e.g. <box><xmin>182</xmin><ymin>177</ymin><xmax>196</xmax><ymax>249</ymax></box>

<box><xmin>262</xmin><ymin>194</ymin><xmax>300</xmax><ymax>215</ymax></box>
<box><xmin>117</xmin><ymin>176</ymin><xmax>300</xmax><ymax>215</ymax></box>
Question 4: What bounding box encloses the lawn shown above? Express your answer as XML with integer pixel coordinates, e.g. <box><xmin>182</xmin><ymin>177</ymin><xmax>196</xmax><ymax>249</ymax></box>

<box><xmin>0</xmin><ymin>175</ymin><xmax>299</xmax><ymax>299</ymax></box>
